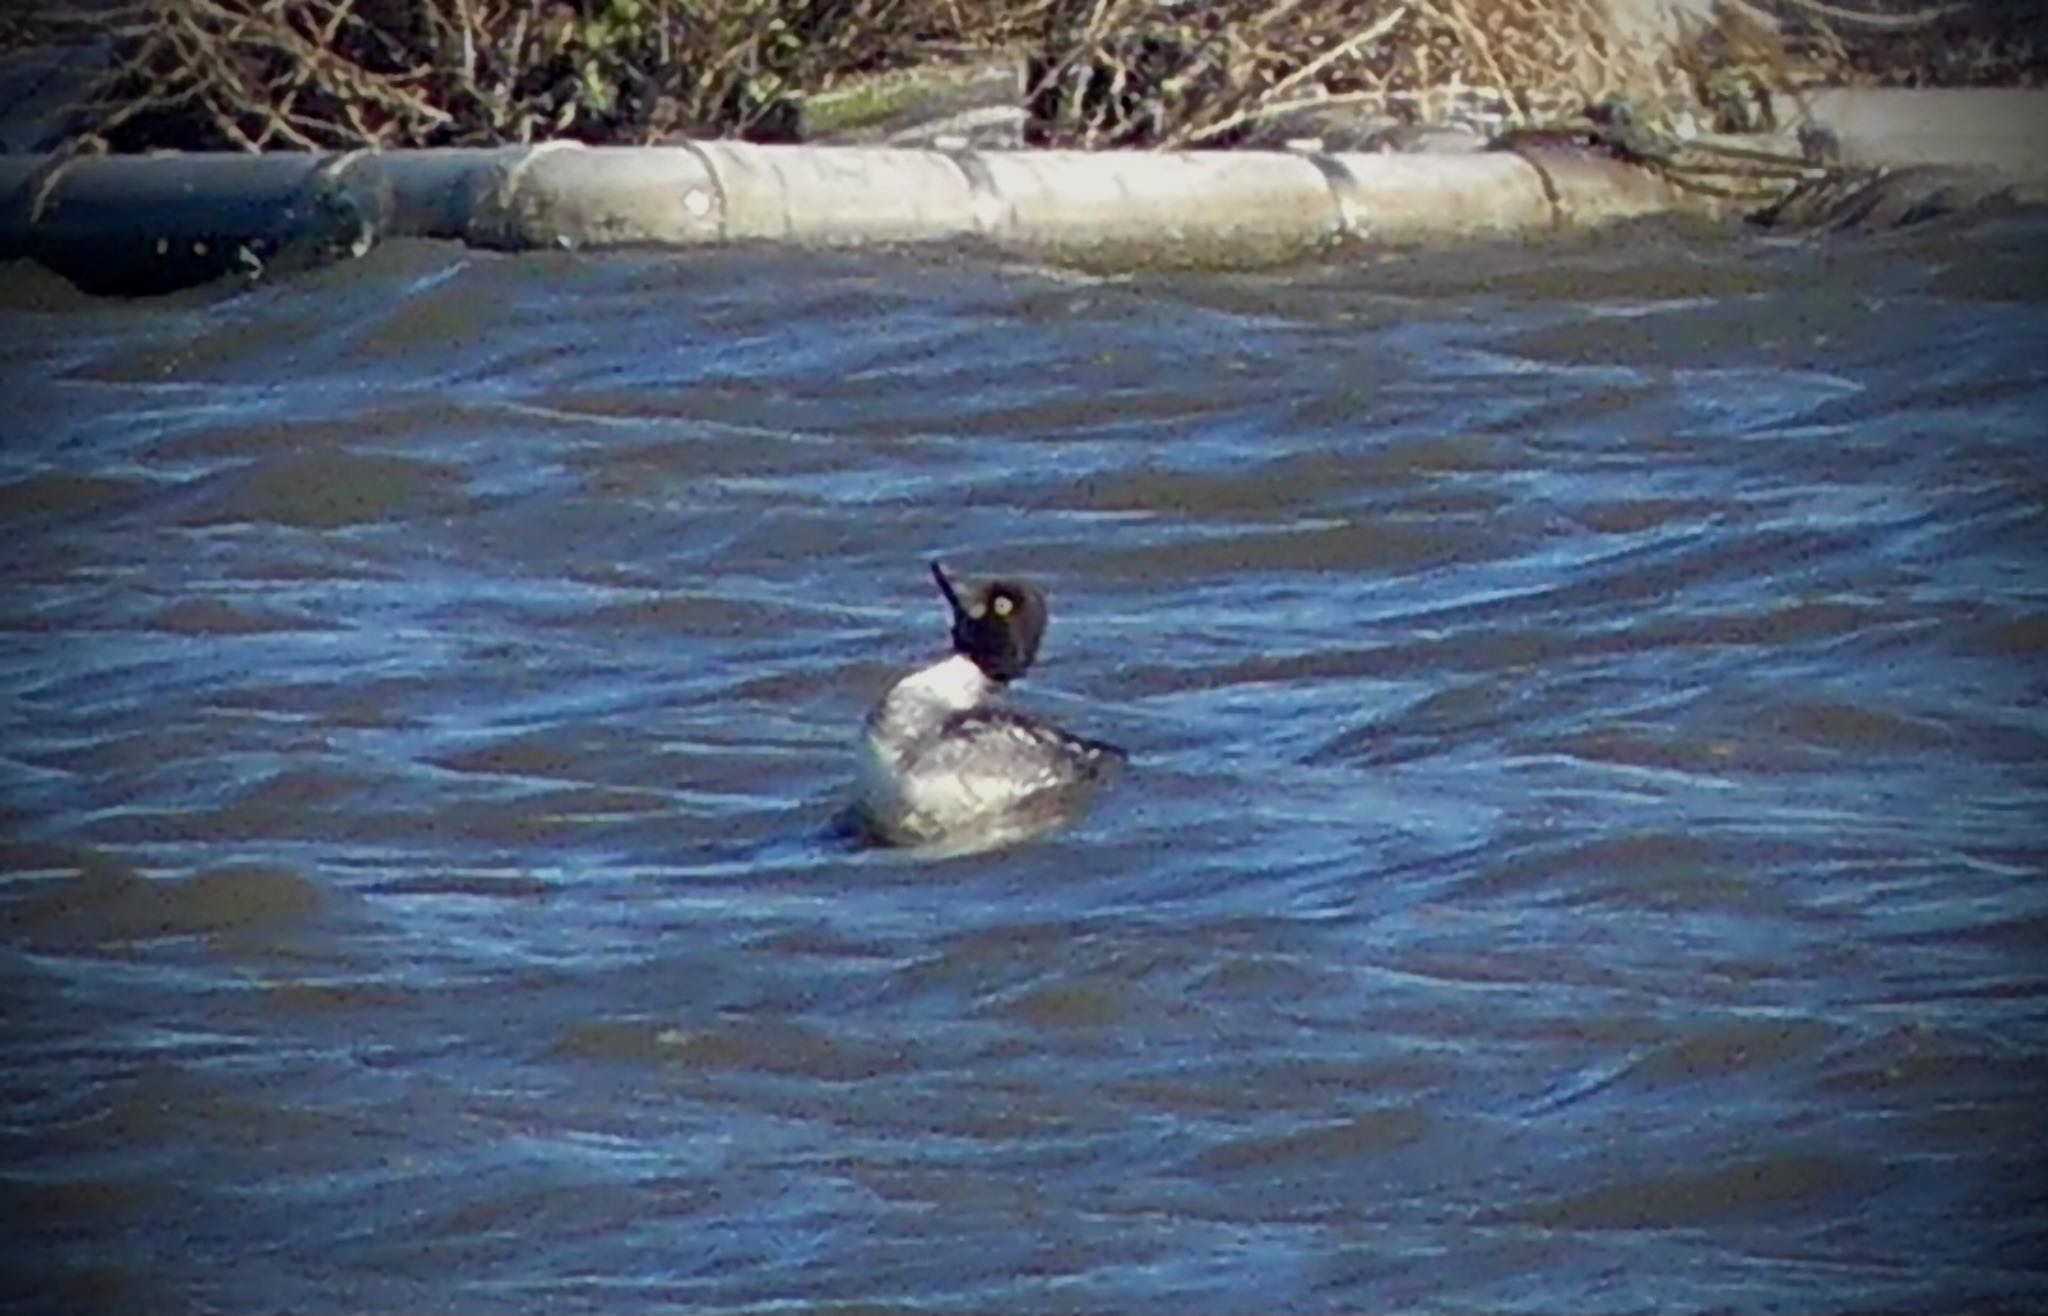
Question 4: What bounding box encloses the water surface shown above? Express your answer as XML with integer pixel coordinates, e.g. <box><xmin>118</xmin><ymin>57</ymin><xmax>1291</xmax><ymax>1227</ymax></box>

<box><xmin>3</xmin><ymin>221</ymin><xmax>2046</xmax><ymax>1312</ymax></box>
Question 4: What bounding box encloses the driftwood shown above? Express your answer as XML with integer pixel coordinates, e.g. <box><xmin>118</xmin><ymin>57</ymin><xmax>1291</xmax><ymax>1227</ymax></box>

<box><xmin>12</xmin><ymin>0</ymin><xmax>2030</xmax><ymax>155</ymax></box>
<box><xmin>1022</xmin><ymin>0</ymin><xmax>2008</xmax><ymax>149</ymax></box>
<box><xmin>43</xmin><ymin>0</ymin><xmax>1053</xmax><ymax>152</ymax></box>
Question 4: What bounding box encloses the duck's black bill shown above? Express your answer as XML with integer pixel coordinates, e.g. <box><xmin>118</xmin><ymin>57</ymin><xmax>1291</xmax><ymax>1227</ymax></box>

<box><xmin>929</xmin><ymin>560</ymin><xmax>967</xmax><ymax>618</ymax></box>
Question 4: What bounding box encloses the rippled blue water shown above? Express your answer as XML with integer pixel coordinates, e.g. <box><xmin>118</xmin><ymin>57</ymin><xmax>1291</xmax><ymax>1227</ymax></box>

<box><xmin>3</xmin><ymin>220</ymin><xmax>2046</xmax><ymax>1313</ymax></box>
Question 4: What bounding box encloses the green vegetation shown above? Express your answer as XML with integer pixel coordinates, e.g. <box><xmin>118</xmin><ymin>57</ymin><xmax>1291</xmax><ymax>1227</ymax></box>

<box><xmin>798</xmin><ymin>73</ymin><xmax>935</xmax><ymax>137</ymax></box>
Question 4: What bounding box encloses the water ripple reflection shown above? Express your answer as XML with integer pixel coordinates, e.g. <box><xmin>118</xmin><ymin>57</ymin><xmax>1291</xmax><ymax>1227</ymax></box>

<box><xmin>3</xmin><ymin>222</ymin><xmax>2046</xmax><ymax>1313</ymax></box>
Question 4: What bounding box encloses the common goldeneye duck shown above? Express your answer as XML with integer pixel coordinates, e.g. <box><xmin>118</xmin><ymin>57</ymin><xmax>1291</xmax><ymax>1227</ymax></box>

<box><xmin>854</xmin><ymin>561</ymin><xmax>1125</xmax><ymax>851</ymax></box>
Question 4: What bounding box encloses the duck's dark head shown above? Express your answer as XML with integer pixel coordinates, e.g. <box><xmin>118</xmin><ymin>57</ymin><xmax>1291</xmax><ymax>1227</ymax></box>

<box><xmin>930</xmin><ymin>560</ymin><xmax>1046</xmax><ymax>684</ymax></box>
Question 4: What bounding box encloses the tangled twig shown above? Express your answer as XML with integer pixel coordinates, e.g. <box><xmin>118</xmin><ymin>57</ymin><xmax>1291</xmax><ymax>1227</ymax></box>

<box><xmin>36</xmin><ymin>0</ymin><xmax>2043</xmax><ymax>155</ymax></box>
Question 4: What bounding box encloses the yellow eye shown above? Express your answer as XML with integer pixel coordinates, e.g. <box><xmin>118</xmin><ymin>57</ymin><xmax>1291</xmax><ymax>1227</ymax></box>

<box><xmin>968</xmin><ymin>603</ymin><xmax>986</xmax><ymax>619</ymax></box>
<box><xmin>992</xmin><ymin>595</ymin><xmax>1014</xmax><ymax>617</ymax></box>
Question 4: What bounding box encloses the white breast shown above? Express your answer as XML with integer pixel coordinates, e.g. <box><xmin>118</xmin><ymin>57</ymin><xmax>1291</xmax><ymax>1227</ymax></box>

<box><xmin>856</xmin><ymin>654</ymin><xmax>994</xmax><ymax>844</ymax></box>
